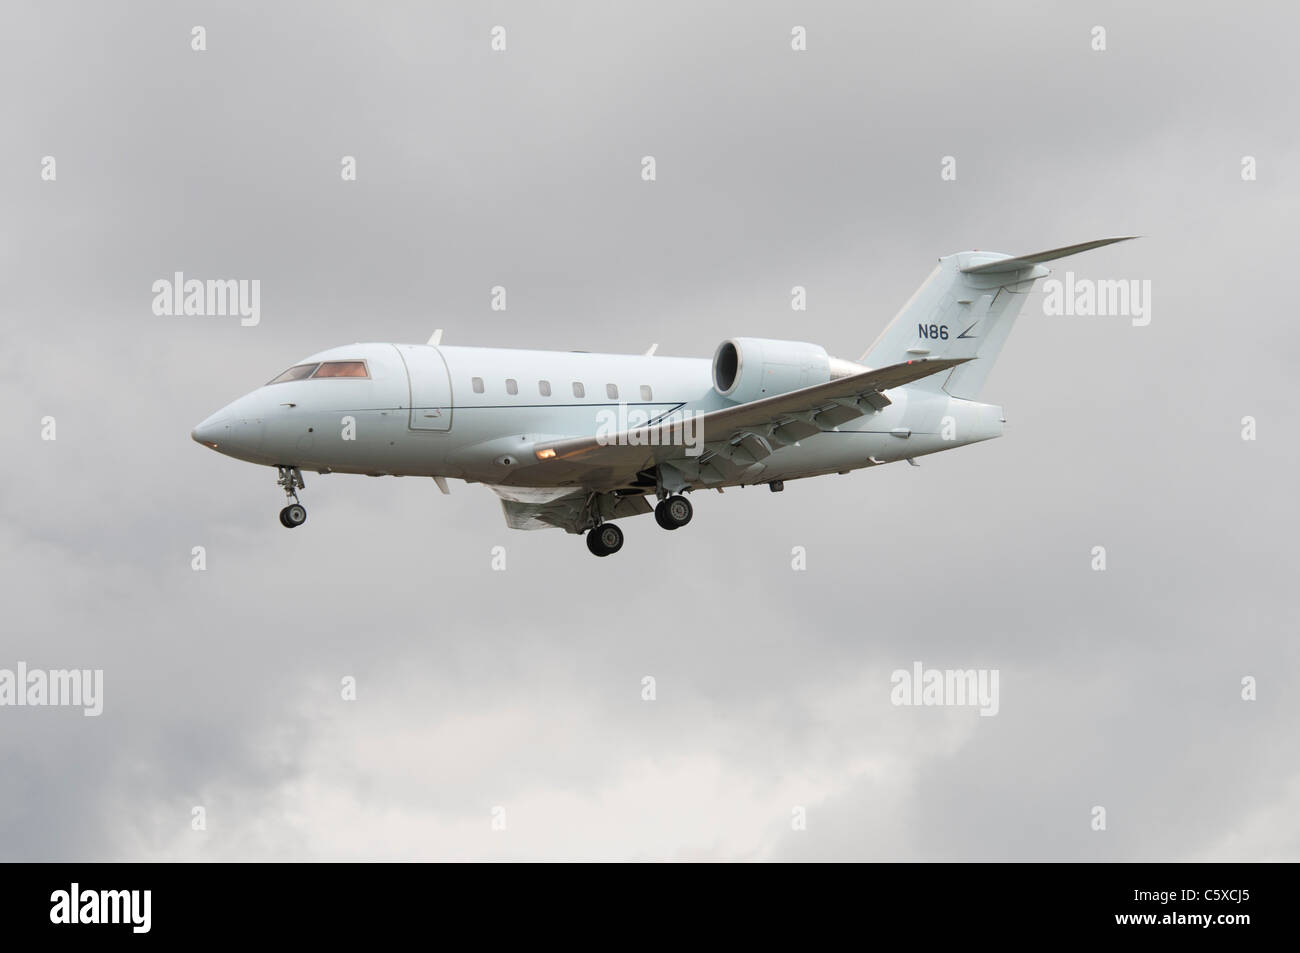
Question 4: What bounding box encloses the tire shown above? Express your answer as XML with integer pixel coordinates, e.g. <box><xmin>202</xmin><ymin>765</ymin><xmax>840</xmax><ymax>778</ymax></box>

<box><xmin>586</xmin><ymin>523</ymin><xmax>623</xmax><ymax>556</ymax></box>
<box><xmin>654</xmin><ymin>495</ymin><xmax>693</xmax><ymax>530</ymax></box>
<box><xmin>664</xmin><ymin>495</ymin><xmax>692</xmax><ymax>527</ymax></box>
<box><xmin>283</xmin><ymin>503</ymin><xmax>307</xmax><ymax>527</ymax></box>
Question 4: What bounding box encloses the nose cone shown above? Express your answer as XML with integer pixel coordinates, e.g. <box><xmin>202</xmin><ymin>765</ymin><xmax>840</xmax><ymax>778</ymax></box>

<box><xmin>191</xmin><ymin>412</ymin><xmax>229</xmax><ymax>450</ymax></box>
<box><xmin>191</xmin><ymin>396</ymin><xmax>267</xmax><ymax>461</ymax></box>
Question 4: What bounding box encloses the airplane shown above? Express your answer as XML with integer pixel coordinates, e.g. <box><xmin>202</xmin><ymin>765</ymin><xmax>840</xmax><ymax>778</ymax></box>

<box><xmin>192</xmin><ymin>237</ymin><xmax>1134</xmax><ymax>556</ymax></box>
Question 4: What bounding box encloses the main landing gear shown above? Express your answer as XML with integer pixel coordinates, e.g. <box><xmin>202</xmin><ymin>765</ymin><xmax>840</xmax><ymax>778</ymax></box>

<box><xmin>586</xmin><ymin>522</ymin><xmax>624</xmax><ymax>557</ymax></box>
<box><xmin>584</xmin><ymin>493</ymin><xmax>694</xmax><ymax>557</ymax></box>
<box><xmin>654</xmin><ymin>495</ymin><xmax>693</xmax><ymax>531</ymax></box>
<box><xmin>276</xmin><ymin>466</ymin><xmax>307</xmax><ymax>528</ymax></box>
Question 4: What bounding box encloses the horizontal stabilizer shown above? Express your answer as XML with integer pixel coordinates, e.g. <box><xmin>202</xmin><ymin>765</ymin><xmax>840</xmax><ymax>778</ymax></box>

<box><xmin>960</xmin><ymin>237</ymin><xmax>1137</xmax><ymax>275</ymax></box>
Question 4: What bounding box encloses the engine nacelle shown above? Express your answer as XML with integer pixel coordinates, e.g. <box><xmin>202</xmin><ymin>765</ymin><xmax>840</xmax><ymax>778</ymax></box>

<box><xmin>712</xmin><ymin>337</ymin><xmax>833</xmax><ymax>403</ymax></box>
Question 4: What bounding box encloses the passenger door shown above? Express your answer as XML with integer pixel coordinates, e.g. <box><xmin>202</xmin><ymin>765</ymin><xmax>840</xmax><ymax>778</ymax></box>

<box><xmin>397</xmin><ymin>345</ymin><xmax>453</xmax><ymax>431</ymax></box>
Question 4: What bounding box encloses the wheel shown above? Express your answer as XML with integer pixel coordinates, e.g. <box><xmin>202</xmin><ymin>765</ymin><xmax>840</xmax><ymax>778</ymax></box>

<box><xmin>279</xmin><ymin>507</ymin><xmax>291</xmax><ymax>527</ymax></box>
<box><xmin>654</xmin><ymin>495</ymin><xmax>693</xmax><ymax>530</ymax></box>
<box><xmin>281</xmin><ymin>503</ymin><xmax>307</xmax><ymax>528</ymax></box>
<box><xmin>585</xmin><ymin>522</ymin><xmax>623</xmax><ymax>556</ymax></box>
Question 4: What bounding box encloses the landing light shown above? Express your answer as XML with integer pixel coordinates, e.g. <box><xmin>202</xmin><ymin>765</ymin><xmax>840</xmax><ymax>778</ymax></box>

<box><xmin>536</xmin><ymin>448</ymin><xmax>556</xmax><ymax>460</ymax></box>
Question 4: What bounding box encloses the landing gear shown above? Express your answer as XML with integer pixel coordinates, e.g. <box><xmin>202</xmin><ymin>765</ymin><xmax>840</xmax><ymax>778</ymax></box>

<box><xmin>585</xmin><ymin>522</ymin><xmax>624</xmax><ymax>557</ymax></box>
<box><xmin>279</xmin><ymin>503</ymin><xmax>307</xmax><ymax>528</ymax></box>
<box><xmin>654</xmin><ymin>495</ymin><xmax>693</xmax><ymax>531</ymax></box>
<box><xmin>276</xmin><ymin>466</ymin><xmax>306</xmax><ymax>529</ymax></box>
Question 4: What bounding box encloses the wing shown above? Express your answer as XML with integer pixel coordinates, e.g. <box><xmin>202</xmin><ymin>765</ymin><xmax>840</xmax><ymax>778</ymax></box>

<box><xmin>516</xmin><ymin>357</ymin><xmax>970</xmax><ymax>489</ymax></box>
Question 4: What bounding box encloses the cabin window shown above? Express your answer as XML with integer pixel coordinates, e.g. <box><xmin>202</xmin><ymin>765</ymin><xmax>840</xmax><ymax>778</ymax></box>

<box><xmin>312</xmin><ymin>360</ymin><xmax>369</xmax><ymax>379</ymax></box>
<box><xmin>640</xmin><ymin>385</ymin><xmax>652</xmax><ymax>401</ymax></box>
<box><xmin>539</xmin><ymin>380</ymin><xmax>552</xmax><ymax>397</ymax></box>
<box><xmin>471</xmin><ymin>377</ymin><xmax>484</xmax><ymax>394</ymax></box>
<box><xmin>572</xmin><ymin>382</ymin><xmax>585</xmax><ymax>398</ymax></box>
<box><xmin>268</xmin><ymin>363</ymin><xmax>319</xmax><ymax>384</ymax></box>
<box><xmin>606</xmin><ymin>383</ymin><xmax>619</xmax><ymax>400</ymax></box>
<box><xmin>505</xmin><ymin>378</ymin><xmax>518</xmax><ymax>395</ymax></box>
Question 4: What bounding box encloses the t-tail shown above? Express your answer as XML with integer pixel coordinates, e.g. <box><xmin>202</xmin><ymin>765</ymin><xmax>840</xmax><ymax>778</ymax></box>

<box><xmin>862</xmin><ymin>237</ymin><xmax>1136</xmax><ymax>399</ymax></box>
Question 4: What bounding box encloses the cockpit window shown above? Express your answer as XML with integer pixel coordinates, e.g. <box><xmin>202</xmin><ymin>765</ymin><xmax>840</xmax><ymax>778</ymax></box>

<box><xmin>312</xmin><ymin>360</ymin><xmax>369</xmax><ymax>379</ymax></box>
<box><xmin>268</xmin><ymin>360</ymin><xmax>369</xmax><ymax>384</ymax></box>
<box><xmin>268</xmin><ymin>363</ymin><xmax>319</xmax><ymax>384</ymax></box>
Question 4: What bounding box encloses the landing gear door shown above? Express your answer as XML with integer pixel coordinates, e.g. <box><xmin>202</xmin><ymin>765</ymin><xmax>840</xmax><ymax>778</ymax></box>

<box><xmin>397</xmin><ymin>345</ymin><xmax>453</xmax><ymax>432</ymax></box>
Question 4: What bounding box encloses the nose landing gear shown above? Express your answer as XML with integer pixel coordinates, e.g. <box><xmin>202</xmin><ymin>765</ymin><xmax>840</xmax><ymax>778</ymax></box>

<box><xmin>279</xmin><ymin>503</ymin><xmax>306</xmax><ymax>528</ymax></box>
<box><xmin>276</xmin><ymin>466</ymin><xmax>307</xmax><ymax>528</ymax></box>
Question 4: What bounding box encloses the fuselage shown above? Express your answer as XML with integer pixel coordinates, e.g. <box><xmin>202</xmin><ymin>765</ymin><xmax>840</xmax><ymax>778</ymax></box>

<box><xmin>192</xmin><ymin>342</ymin><xmax>1004</xmax><ymax>490</ymax></box>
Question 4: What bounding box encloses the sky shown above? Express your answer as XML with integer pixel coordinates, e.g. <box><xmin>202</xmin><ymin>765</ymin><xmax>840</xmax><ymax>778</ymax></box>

<box><xmin>1</xmin><ymin>0</ymin><xmax>1297</xmax><ymax>861</ymax></box>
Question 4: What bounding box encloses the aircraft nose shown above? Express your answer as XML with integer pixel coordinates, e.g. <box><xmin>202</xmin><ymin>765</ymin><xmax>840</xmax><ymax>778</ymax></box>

<box><xmin>191</xmin><ymin>412</ymin><xmax>230</xmax><ymax>450</ymax></box>
<box><xmin>191</xmin><ymin>401</ymin><xmax>265</xmax><ymax>458</ymax></box>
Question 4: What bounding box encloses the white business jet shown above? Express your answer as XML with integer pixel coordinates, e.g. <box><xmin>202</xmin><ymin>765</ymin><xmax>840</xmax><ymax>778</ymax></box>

<box><xmin>193</xmin><ymin>238</ymin><xmax>1132</xmax><ymax>556</ymax></box>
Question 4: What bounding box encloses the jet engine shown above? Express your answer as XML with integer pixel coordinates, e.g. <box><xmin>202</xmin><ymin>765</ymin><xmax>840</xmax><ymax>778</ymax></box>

<box><xmin>712</xmin><ymin>337</ymin><xmax>865</xmax><ymax>403</ymax></box>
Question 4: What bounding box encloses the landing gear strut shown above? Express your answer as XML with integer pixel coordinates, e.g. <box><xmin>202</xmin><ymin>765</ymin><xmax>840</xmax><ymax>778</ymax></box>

<box><xmin>654</xmin><ymin>495</ymin><xmax>693</xmax><ymax>531</ymax></box>
<box><xmin>585</xmin><ymin>522</ymin><xmax>624</xmax><ymax>557</ymax></box>
<box><xmin>277</xmin><ymin>466</ymin><xmax>307</xmax><ymax>528</ymax></box>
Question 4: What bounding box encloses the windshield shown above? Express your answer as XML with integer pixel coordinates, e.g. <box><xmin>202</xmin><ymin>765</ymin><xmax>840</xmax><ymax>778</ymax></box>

<box><xmin>268</xmin><ymin>360</ymin><xmax>369</xmax><ymax>384</ymax></box>
<box><xmin>312</xmin><ymin>361</ymin><xmax>368</xmax><ymax>378</ymax></box>
<box><xmin>268</xmin><ymin>363</ymin><xmax>319</xmax><ymax>384</ymax></box>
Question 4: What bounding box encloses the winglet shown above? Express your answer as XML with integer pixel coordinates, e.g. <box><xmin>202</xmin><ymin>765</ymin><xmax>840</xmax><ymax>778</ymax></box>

<box><xmin>960</xmin><ymin>237</ymin><xmax>1137</xmax><ymax>275</ymax></box>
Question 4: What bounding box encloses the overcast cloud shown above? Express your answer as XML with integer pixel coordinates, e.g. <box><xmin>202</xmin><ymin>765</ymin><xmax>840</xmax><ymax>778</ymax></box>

<box><xmin>1</xmin><ymin>0</ymin><xmax>1297</xmax><ymax>861</ymax></box>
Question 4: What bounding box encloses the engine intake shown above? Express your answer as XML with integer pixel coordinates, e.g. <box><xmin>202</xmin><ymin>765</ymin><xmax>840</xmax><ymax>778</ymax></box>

<box><xmin>713</xmin><ymin>337</ymin><xmax>861</xmax><ymax>404</ymax></box>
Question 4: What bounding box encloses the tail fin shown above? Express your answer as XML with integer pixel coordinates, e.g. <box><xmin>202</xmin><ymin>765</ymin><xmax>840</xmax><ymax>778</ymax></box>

<box><xmin>861</xmin><ymin>237</ymin><xmax>1135</xmax><ymax>399</ymax></box>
